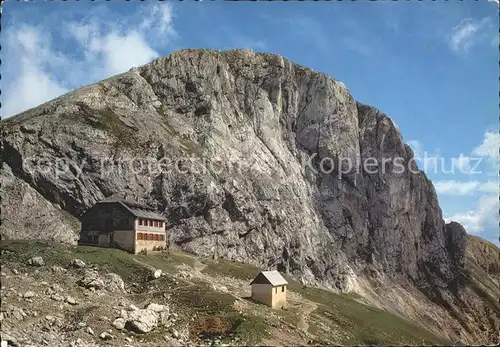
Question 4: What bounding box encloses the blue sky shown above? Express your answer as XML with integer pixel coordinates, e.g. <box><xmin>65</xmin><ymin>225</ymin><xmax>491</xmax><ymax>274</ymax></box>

<box><xmin>1</xmin><ymin>0</ymin><xmax>498</xmax><ymax>244</ymax></box>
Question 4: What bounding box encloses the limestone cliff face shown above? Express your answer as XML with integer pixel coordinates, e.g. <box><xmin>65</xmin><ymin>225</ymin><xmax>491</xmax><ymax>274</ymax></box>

<box><xmin>1</xmin><ymin>49</ymin><xmax>497</xmax><ymax>343</ymax></box>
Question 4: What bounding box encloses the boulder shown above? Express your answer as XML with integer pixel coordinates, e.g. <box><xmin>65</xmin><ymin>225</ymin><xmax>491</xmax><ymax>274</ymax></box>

<box><xmin>23</xmin><ymin>291</ymin><xmax>34</xmax><ymax>299</ymax></box>
<box><xmin>66</xmin><ymin>296</ymin><xmax>78</xmax><ymax>305</ymax></box>
<box><xmin>103</xmin><ymin>273</ymin><xmax>125</xmax><ymax>292</ymax></box>
<box><xmin>128</xmin><ymin>304</ymin><xmax>139</xmax><ymax>311</ymax></box>
<box><xmin>0</xmin><ymin>333</ymin><xmax>19</xmax><ymax>347</ymax></box>
<box><xmin>50</xmin><ymin>294</ymin><xmax>64</xmax><ymax>302</ymax></box>
<box><xmin>151</xmin><ymin>269</ymin><xmax>162</xmax><ymax>279</ymax></box>
<box><xmin>78</xmin><ymin>270</ymin><xmax>104</xmax><ymax>290</ymax></box>
<box><xmin>112</xmin><ymin>317</ymin><xmax>126</xmax><ymax>330</ymax></box>
<box><xmin>145</xmin><ymin>303</ymin><xmax>168</xmax><ymax>313</ymax></box>
<box><xmin>71</xmin><ymin>259</ymin><xmax>86</xmax><ymax>268</ymax></box>
<box><xmin>126</xmin><ymin>309</ymin><xmax>158</xmax><ymax>333</ymax></box>
<box><xmin>52</xmin><ymin>283</ymin><xmax>64</xmax><ymax>292</ymax></box>
<box><xmin>99</xmin><ymin>332</ymin><xmax>113</xmax><ymax>340</ymax></box>
<box><xmin>27</xmin><ymin>257</ymin><xmax>44</xmax><ymax>266</ymax></box>
<box><xmin>51</xmin><ymin>266</ymin><xmax>67</xmax><ymax>274</ymax></box>
<box><xmin>86</xmin><ymin>327</ymin><xmax>95</xmax><ymax>336</ymax></box>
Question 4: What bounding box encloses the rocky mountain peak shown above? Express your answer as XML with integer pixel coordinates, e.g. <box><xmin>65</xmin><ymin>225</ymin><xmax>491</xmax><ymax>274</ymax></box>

<box><xmin>1</xmin><ymin>48</ymin><xmax>497</xmax><ymax>344</ymax></box>
<box><xmin>1</xmin><ymin>48</ymin><xmax>465</xmax><ymax>286</ymax></box>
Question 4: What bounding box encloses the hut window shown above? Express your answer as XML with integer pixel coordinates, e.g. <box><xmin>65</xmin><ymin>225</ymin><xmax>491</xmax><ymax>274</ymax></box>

<box><xmin>149</xmin><ymin>220</ymin><xmax>153</xmax><ymax>227</ymax></box>
<box><xmin>139</xmin><ymin>219</ymin><xmax>143</xmax><ymax>226</ymax></box>
<box><xmin>282</xmin><ymin>286</ymin><xmax>285</xmax><ymax>292</ymax></box>
<box><xmin>275</xmin><ymin>287</ymin><xmax>277</xmax><ymax>294</ymax></box>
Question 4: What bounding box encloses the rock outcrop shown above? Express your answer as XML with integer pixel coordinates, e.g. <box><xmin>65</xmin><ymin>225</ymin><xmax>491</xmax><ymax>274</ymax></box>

<box><xmin>0</xmin><ymin>49</ymin><xmax>496</xmax><ymax>343</ymax></box>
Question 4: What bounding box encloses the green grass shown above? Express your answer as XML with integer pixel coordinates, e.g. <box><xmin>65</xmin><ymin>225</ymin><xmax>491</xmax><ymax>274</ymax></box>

<box><xmin>0</xmin><ymin>241</ymin><xmax>196</xmax><ymax>284</ymax></box>
<box><xmin>201</xmin><ymin>259</ymin><xmax>448</xmax><ymax>344</ymax></box>
<box><xmin>276</xmin><ymin>307</ymin><xmax>301</xmax><ymax>327</ymax></box>
<box><xmin>68</xmin><ymin>104</ymin><xmax>142</xmax><ymax>153</ymax></box>
<box><xmin>134</xmin><ymin>251</ymin><xmax>197</xmax><ymax>275</ymax></box>
<box><xmin>202</xmin><ymin>258</ymin><xmax>261</xmax><ymax>281</ymax></box>
<box><xmin>166</xmin><ymin>279</ymin><xmax>269</xmax><ymax>345</ymax></box>
<box><xmin>97</xmin><ymin>109</ymin><xmax>140</xmax><ymax>152</ymax></box>
<box><xmin>1</xmin><ymin>240</ymin><xmax>76</xmax><ymax>267</ymax></box>
<box><xmin>284</xmin><ymin>278</ymin><xmax>450</xmax><ymax>345</ymax></box>
<box><xmin>1</xmin><ymin>240</ymin><xmax>147</xmax><ymax>283</ymax></box>
<box><xmin>468</xmin><ymin>235</ymin><xmax>498</xmax><ymax>252</ymax></box>
<box><xmin>234</xmin><ymin>313</ymin><xmax>270</xmax><ymax>344</ymax></box>
<box><xmin>173</xmin><ymin>280</ymin><xmax>237</xmax><ymax>315</ymax></box>
<box><xmin>1</xmin><ymin>241</ymin><xmax>451</xmax><ymax>345</ymax></box>
<box><xmin>465</xmin><ymin>257</ymin><xmax>499</xmax><ymax>299</ymax></box>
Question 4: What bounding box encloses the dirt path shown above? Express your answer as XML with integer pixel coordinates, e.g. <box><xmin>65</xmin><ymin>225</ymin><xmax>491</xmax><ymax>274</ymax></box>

<box><xmin>193</xmin><ymin>258</ymin><xmax>207</xmax><ymax>273</ymax></box>
<box><xmin>132</xmin><ymin>257</ymin><xmax>156</xmax><ymax>271</ymax></box>
<box><xmin>297</xmin><ymin>300</ymin><xmax>318</xmax><ymax>336</ymax></box>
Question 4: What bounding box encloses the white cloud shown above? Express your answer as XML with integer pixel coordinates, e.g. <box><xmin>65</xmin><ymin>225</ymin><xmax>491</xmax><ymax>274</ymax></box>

<box><xmin>472</xmin><ymin>131</ymin><xmax>499</xmax><ymax>159</ymax></box>
<box><xmin>65</xmin><ymin>24</ymin><xmax>159</xmax><ymax>80</ymax></box>
<box><xmin>412</xmin><ymin>131</ymin><xmax>499</xmax><ymax>240</ymax></box>
<box><xmin>408</xmin><ymin>133</ymin><xmax>499</xmax><ymax>176</ymax></box>
<box><xmin>1</xmin><ymin>3</ymin><xmax>175</xmax><ymax>119</ymax></box>
<box><xmin>451</xmin><ymin>153</ymin><xmax>472</xmax><ymax>173</ymax></box>
<box><xmin>101</xmin><ymin>32</ymin><xmax>159</xmax><ymax>75</ymax></box>
<box><xmin>449</xmin><ymin>17</ymin><xmax>494</xmax><ymax>53</ymax></box>
<box><xmin>64</xmin><ymin>3</ymin><xmax>177</xmax><ymax>82</ymax></box>
<box><xmin>434</xmin><ymin>180</ymin><xmax>497</xmax><ymax>196</ymax></box>
<box><xmin>139</xmin><ymin>3</ymin><xmax>175</xmax><ymax>37</ymax></box>
<box><xmin>473</xmin><ymin>131</ymin><xmax>499</xmax><ymax>176</ymax></box>
<box><xmin>0</xmin><ymin>26</ymin><xmax>69</xmax><ymax>118</ymax></box>
<box><xmin>444</xmin><ymin>195</ymin><xmax>498</xmax><ymax>234</ymax></box>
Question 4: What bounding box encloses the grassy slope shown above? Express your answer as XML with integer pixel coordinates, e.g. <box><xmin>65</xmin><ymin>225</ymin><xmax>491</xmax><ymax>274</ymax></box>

<box><xmin>461</xmin><ymin>236</ymin><xmax>500</xmax><ymax>323</ymax></box>
<box><xmin>202</xmin><ymin>259</ymin><xmax>449</xmax><ymax>345</ymax></box>
<box><xmin>1</xmin><ymin>241</ymin><xmax>450</xmax><ymax>345</ymax></box>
